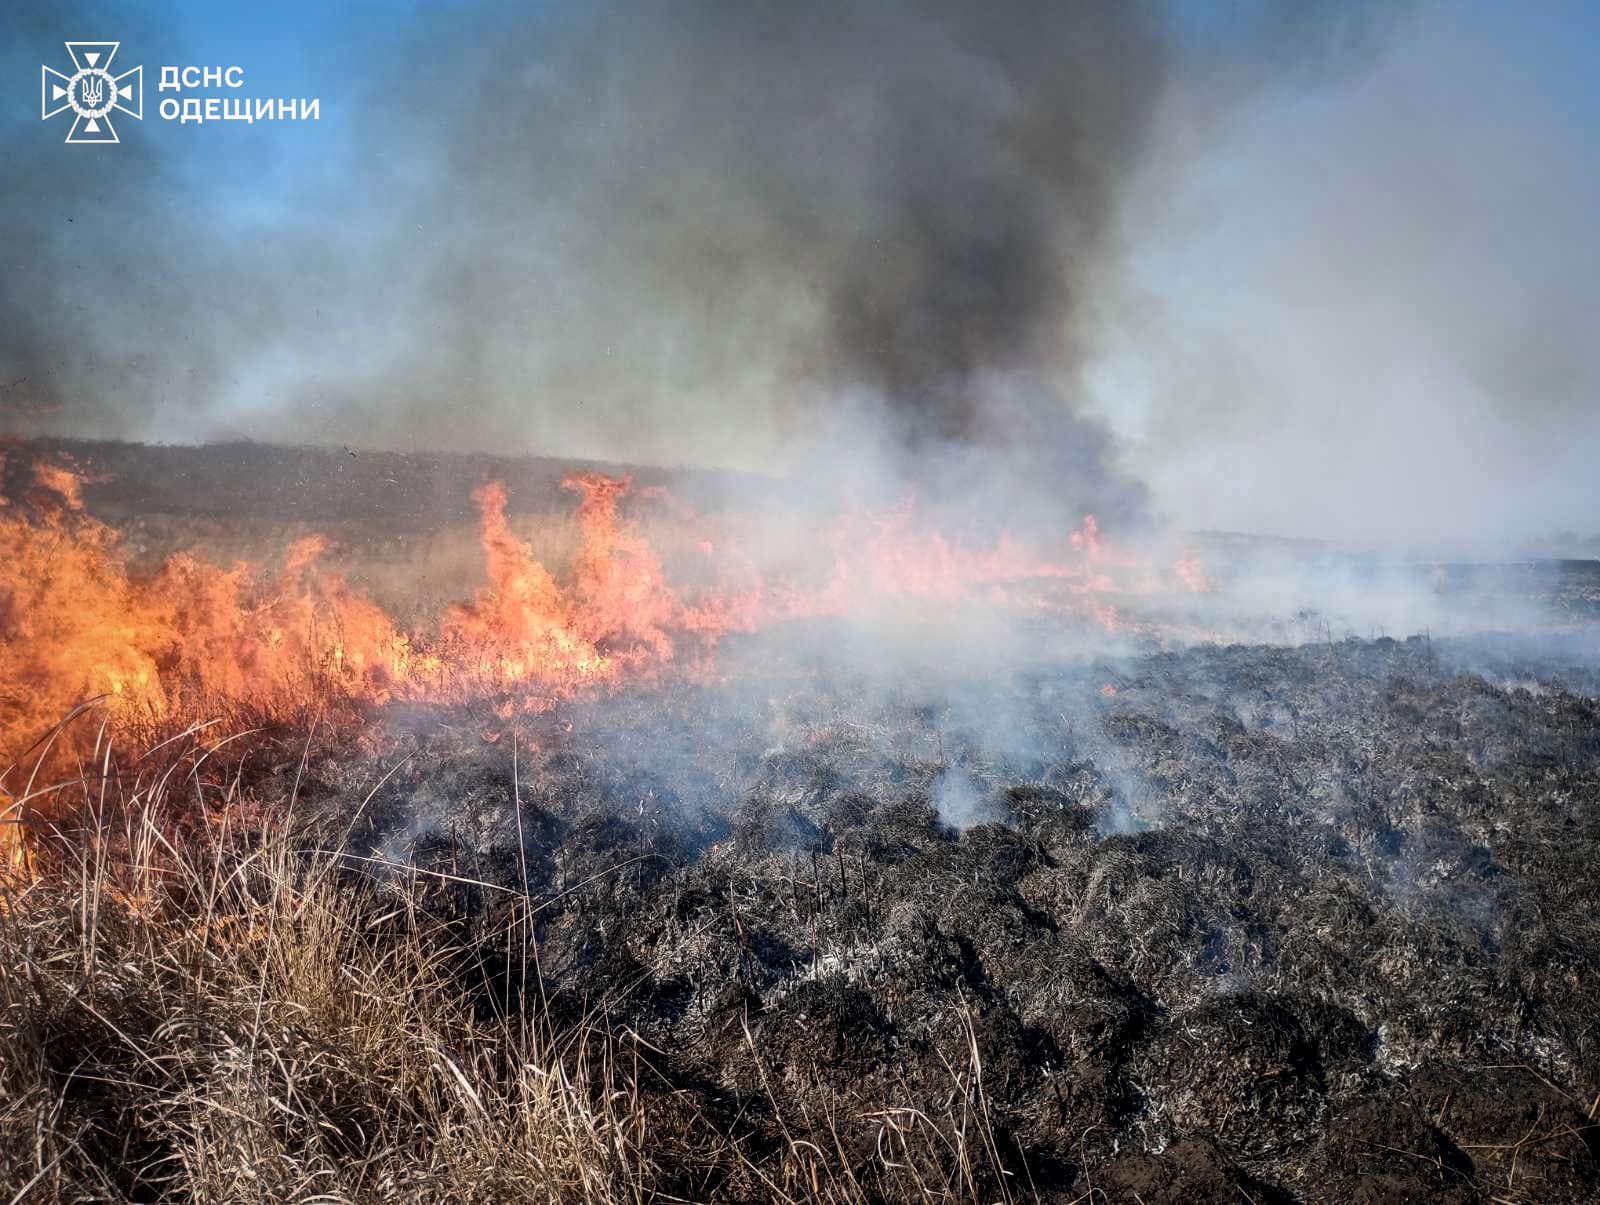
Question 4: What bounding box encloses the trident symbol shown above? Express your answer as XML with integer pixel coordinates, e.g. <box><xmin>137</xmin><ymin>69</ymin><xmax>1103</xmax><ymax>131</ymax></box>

<box><xmin>42</xmin><ymin>43</ymin><xmax>143</xmax><ymax>144</ymax></box>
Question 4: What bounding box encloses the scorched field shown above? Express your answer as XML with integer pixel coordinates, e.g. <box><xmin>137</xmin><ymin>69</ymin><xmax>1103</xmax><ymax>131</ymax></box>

<box><xmin>3</xmin><ymin>441</ymin><xmax>1599</xmax><ymax>1203</ymax></box>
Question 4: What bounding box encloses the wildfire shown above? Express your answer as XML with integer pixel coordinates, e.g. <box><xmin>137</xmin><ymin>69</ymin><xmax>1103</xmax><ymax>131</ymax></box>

<box><xmin>0</xmin><ymin>454</ymin><xmax>1210</xmax><ymax>817</ymax></box>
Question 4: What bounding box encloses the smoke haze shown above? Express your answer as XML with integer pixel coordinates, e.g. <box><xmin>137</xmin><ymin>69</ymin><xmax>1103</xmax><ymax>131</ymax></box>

<box><xmin>1100</xmin><ymin>1</ymin><xmax>1600</xmax><ymax>546</ymax></box>
<box><xmin>2</xmin><ymin>1</ymin><xmax>1594</xmax><ymax>544</ymax></box>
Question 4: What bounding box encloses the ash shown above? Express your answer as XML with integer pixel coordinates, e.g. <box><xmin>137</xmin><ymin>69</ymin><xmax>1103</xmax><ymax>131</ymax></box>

<box><xmin>317</xmin><ymin>631</ymin><xmax>1600</xmax><ymax>1199</ymax></box>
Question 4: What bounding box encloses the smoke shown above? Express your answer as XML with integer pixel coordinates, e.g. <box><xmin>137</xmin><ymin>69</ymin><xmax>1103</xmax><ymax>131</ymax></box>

<box><xmin>0</xmin><ymin>3</ymin><xmax>195</xmax><ymax>438</ymax></box>
<box><xmin>321</xmin><ymin>0</ymin><xmax>1176</xmax><ymax>528</ymax></box>
<box><xmin>3</xmin><ymin>0</ymin><xmax>1401</xmax><ymax>537</ymax></box>
<box><xmin>1103</xmin><ymin>0</ymin><xmax>1600</xmax><ymax>546</ymax></box>
<box><xmin>932</xmin><ymin>768</ymin><xmax>1000</xmax><ymax>832</ymax></box>
<box><xmin>15</xmin><ymin>1</ymin><xmax>1585</xmax><ymax>550</ymax></box>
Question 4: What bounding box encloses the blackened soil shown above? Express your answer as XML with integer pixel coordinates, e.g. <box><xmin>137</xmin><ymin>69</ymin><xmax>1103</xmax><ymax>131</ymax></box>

<box><xmin>319</xmin><ymin>634</ymin><xmax>1600</xmax><ymax>1201</ymax></box>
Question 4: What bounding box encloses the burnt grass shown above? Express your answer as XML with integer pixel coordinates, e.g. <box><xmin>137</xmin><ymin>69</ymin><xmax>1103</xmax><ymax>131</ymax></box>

<box><xmin>296</xmin><ymin>631</ymin><xmax>1600</xmax><ymax>1202</ymax></box>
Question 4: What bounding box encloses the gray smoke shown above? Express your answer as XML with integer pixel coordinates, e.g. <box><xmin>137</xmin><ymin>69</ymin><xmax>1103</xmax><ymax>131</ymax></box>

<box><xmin>2</xmin><ymin>2</ymin><xmax>1405</xmax><ymax>533</ymax></box>
<box><xmin>349</xmin><ymin>0</ymin><xmax>1172</xmax><ymax>527</ymax></box>
<box><xmin>0</xmin><ymin>3</ymin><xmax>195</xmax><ymax>437</ymax></box>
<box><xmin>1106</xmin><ymin>1</ymin><xmax>1599</xmax><ymax>546</ymax></box>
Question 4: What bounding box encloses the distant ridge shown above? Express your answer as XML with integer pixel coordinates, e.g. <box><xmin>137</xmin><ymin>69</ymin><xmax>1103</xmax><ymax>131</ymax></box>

<box><xmin>6</xmin><ymin>438</ymin><xmax>779</xmax><ymax>531</ymax></box>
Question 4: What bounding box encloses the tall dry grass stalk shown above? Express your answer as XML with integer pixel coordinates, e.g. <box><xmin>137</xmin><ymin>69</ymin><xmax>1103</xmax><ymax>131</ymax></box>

<box><xmin>0</xmin><ymin>726</ymin><xmax>652</xmax><ymax>1203</ymax></box>
<box><xmin>1</xmin><ymin>718</ymin><xmax>1023</xmax><ymax>1203</ymax></box>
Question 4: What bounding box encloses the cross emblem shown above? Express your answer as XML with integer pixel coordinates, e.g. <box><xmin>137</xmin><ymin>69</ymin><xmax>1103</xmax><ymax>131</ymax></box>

<box><xmin>42</xmin><ymin>42</ymin><xmax>143</xmax><ymax>144</ymax></box>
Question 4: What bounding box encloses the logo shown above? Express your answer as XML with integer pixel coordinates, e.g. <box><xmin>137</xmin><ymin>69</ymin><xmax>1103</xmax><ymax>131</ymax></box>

<box><xmin>42</xmin><ymin>42</ymin><xmax>142</xmax><ymax>144</ymax></box>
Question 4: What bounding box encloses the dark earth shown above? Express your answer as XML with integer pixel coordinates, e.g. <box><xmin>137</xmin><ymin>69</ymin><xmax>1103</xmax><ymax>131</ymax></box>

<box><xmin>11</xmin><ymin>440</ymin><xmax>1599</xmax><ymax>1199</ymax></box>
<box><xmin>289</xmin><ymin>630</ymin><xmax>1600</xmax><ymax>1202</ymax></box>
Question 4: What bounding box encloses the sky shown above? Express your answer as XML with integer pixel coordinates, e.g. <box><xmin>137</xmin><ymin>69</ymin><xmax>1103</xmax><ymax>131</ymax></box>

<box><xmin>2</xmin><ymin>0</ymin><xmax>1596</xmax><ymax>544</ymax></box>
<box><xmin>1116</xmin><ymin>1</ymin><xmax>1600</xmax><ymax>543</ymax></box>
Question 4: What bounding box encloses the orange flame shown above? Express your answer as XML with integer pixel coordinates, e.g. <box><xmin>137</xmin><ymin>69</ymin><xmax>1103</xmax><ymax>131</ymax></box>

<box><xmin>0</xmin><ymin>457</ymin><xmax>1210</xmax><ymax>804</ymax></box>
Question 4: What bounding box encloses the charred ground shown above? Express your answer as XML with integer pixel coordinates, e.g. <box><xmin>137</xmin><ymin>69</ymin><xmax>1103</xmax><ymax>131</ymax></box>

<box><xmin>292</xmin><ymin>631</ymin><xmax>1600</xmax><ymax>1201</ymax></box>
<box><xmin>5</xmin><ymin>439</ymin><xmax>1600</xmax><ymax>1200</ymax></box>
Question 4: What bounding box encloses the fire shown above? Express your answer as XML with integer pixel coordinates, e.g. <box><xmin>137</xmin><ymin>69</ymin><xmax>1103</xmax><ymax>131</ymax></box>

<box><xmin>810</xmin><ymin>504</ymin><xmax>1119</xmax><ymax>611</ymax></box>
<box><xmin>29</xmin><ymin>460</ymin><xmax>87</xmax><ymax>510</ymax></box>
<box><xmin>0</xmin><ymin>454</ymin><xmax>1210</xmax><ymax>826</ymax></box>
<box><xmin>1174</xmin><ymin>550</ymin><xmax>1211</xmax><ymax>594</ymax></box>
<box><xmin>439</xmin><ymin>479</ymin><xmax>610</xmax><ymax>700</ymax></box>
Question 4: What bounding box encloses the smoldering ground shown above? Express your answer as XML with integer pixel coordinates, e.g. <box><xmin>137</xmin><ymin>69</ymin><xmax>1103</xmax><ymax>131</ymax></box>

<box><xmin>308</xmin><ymin>615</ymin><xmax>1600</xmax><ymax>1197</ymax></box>
<box><xmin>8</xmin><ymin>6</ymin><xmax>1600</xmax><ymax>1195</ymax></box>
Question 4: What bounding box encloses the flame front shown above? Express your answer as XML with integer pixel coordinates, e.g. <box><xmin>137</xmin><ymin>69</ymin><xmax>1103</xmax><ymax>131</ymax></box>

<box><xmin>0</xmin><ymin>454</ymin><xmax>1210</xmax><ymax>829</ymax></box>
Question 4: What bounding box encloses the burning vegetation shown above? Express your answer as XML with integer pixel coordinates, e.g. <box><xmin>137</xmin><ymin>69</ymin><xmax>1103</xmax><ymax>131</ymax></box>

<box><xmin>0</xmin><ymin>452</ymin><xmax>1200</xmax><ymax>788</ymax></box>
<box><xmin>2</xmin><ymin>444</ymin><xmax>1599</xmax><ymax>1202</ymax></box>
<box><xmin>4</xmin><ymin>1</ymin><xmax>1599</xmax><ymax>1198</ymax></box>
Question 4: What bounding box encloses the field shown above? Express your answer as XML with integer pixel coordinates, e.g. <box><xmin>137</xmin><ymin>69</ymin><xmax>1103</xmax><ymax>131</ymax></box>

<box><xmin>3</xmin><ymin>441</ymin><xmax>1600</xmax><ymax>1202</ymax></box>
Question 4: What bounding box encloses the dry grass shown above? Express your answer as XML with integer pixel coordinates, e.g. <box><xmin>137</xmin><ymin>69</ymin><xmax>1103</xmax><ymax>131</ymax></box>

<box><xmin>0</xmin><ymin>719</ymin><xmax>1019</xmax><ymax>1204</ymax></box>
<box><xmin>111</xmin><ymin>510</ymin><xmax>589</xmax><ymax>628</ymax></box>
<box><xmin>0</xmin><ymin>727</ymin><xmax>652</xmax><ymax>1204</ymax></box>
<box><xmin>109</xmin><ymin>507</ymin><xmax>726</xmax><ymax>630</ymax></box>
